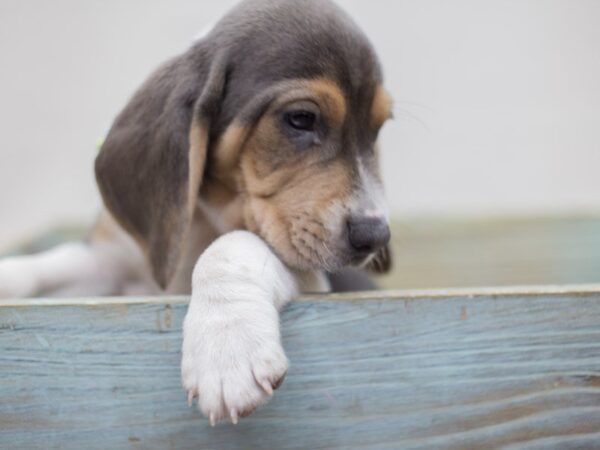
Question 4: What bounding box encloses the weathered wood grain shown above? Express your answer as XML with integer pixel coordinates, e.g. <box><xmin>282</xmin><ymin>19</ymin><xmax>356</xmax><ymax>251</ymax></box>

<box><xmin>1</xmin><ymin>287</ymin><xmax>600</xmax><ymax>449</ymax></box>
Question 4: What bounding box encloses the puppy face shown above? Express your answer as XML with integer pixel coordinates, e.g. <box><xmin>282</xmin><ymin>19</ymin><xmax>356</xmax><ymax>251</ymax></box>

<box><xmin>212</xmin><ymin>77</ymin><xmax>392</xmax><ymax>272</ymax></box>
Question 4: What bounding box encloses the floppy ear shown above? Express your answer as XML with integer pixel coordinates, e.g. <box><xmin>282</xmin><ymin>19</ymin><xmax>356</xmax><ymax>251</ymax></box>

<box><xmin>95</xmin><ymin>54</ymin><xmax>227</xmax><ymax>289</ymax></box>
<box><xmin>365</xmin><ymin>244</ymin><xmax>393</xmax><ymax>274</ymax></box>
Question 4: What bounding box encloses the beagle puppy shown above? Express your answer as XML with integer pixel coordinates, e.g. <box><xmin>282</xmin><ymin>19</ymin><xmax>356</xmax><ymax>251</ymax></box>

<box><xmin>0</xmin><ymin>0</ymin><xmax>392</xmax><ymax>424</ymax></box>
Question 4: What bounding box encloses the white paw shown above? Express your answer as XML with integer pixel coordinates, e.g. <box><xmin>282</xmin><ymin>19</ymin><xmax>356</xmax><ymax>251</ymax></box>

<box><xmin>181</xmin><ymin>297</ymin><xmax>288</xmax><ymax>425</ymax></box>
<box><xmin>0</xmin><ymin>257</ymin><xmax>38</xmax><ymax>299</ymax></box>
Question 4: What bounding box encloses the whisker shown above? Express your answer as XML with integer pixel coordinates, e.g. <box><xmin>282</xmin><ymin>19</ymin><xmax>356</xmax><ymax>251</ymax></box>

<box><xmin>321</xmin><ymin>241</ymin><xmax>335</xmax><ymax>262</ymax></box>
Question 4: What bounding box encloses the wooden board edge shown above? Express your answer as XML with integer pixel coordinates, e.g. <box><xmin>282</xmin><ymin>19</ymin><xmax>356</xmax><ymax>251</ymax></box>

<box><xmin>1</xmin><ymin>283</ymin><xmax>600</xmax><ymax>307</ymax></box>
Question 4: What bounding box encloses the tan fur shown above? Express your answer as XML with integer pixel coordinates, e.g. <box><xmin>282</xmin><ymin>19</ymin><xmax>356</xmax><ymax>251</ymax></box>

<box><xmin>300</xmin><ymin>78</ymin><xmax>347</xmax><ymax>128</ymax></box>
<box><xmin>188</xmin><ymin>120</ymin><xmax>210</xmax><ymax>213</ymax></box>
<box><xmin>200</xmin><ymin>179</ymin><xmax>246</xmax><ymax>232</ymax></box>
<box><xmin>202</xmin><ymin>77</ymin><xmax>351</xmax><ymax>267</ymax></box>
<box><xmin>212</xmin><ymin>123</ymin><xmax>251</xmax><ymax>181</ymax></box>
<box><xmin>370</xmin><ymin>85</ymin><xmax>393</xmax><ymax>130</ymax></box>
<box><xmin>241</xmin><ymin>157</ymin><xmax>352</xmax><ymax>271</ymax></box>
<box><xmin>203</xmin><ymin>77</ymin><xmax>355</xmax><ymax>271</ymax></box>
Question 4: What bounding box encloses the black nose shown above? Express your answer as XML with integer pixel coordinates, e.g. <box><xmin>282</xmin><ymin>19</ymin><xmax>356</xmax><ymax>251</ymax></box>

<box><xmin>347</xmin><ymin>216</ymin><xmax>390</xmax><ymax>254</ymax></box>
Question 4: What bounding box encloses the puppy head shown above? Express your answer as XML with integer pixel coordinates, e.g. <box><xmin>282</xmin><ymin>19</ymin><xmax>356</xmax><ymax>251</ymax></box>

<box><xmin>95</xmin><ymin>0</ymin><xmax>392</xmax><ymax>288</ymax></box>
<box><xmin>212</xmin><ymin>0</ymin><xmax>393</xmax><ymax>273</ymax></box>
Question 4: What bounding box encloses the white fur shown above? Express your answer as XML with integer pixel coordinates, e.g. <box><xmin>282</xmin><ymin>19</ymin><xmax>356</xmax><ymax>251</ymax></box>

<box><xmin>0</xmin><ymin>254</ymin><xmax>41</xmax><ymax>298</ymax></box>
<box><xmin>181</xmin><ymin>230</ymin><xmax>328</xmax><ymax>425</ymax></box>
<box><xmin>356</xmin><ymin>158</ymin><xmax>389</xmax><ymax>221</ymax></box>
<box><xmin>0</xmin><ymin>222</ymin><xmax>157</xmax><ymax>299</ymax></box>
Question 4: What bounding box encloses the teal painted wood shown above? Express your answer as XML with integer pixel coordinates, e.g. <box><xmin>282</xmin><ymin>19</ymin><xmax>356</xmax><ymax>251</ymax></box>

<box><xmin>1</xmin><ymin>288</ymin><xmax>600</xmax><ymax>449</ymax></box>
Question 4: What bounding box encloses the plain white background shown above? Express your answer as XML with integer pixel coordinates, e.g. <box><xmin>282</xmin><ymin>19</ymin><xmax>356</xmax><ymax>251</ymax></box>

<box><xmin>1</xmin><ymin>0</ymin><xmax>599</xmax><ymax>250</ymax></box>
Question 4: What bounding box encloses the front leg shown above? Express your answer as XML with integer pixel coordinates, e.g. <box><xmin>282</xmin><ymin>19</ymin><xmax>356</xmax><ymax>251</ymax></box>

<box><xmin>181</xmin><ymin>231</ymin><xmax>328</xmax><ymax>425</ymax></box>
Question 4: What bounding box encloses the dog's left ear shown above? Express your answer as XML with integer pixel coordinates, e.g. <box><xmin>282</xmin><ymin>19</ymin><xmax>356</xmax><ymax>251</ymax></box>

<box><xmin>95</xmin><ymin>53</ymin><xmax>227</xmax><ymax>289</ymax></box>
<box><xmin>366</xmin><ymin>244</ymin><xmax>393</xmax><ymax>274</ymax></box>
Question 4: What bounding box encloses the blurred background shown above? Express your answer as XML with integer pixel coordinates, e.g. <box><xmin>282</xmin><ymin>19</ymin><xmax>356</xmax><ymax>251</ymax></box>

<box><xmin>1</xmin><ymin>0</ymin><xmax>599</xmax><ymax>288</ymax></box>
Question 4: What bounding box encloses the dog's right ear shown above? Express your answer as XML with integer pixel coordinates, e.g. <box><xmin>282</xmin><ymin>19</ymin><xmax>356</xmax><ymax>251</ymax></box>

<box><xmin>95</xmin><ymin>52</ymin><xmax>227</xmax><ymax>289</ymax></box>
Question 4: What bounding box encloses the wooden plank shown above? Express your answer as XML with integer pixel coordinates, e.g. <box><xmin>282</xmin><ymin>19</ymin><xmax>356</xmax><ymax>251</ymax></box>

<box><xmin>1</xmin><ymin>287</ymin><xmax>600</xmax><ymax>449</ymax></box>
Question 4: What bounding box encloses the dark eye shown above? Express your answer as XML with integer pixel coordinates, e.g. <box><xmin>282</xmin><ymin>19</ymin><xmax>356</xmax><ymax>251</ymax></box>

<box><xmin>285</xmin><ymin>110</ymin><xmax>316</xmax><ymax>131</ymax></box>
